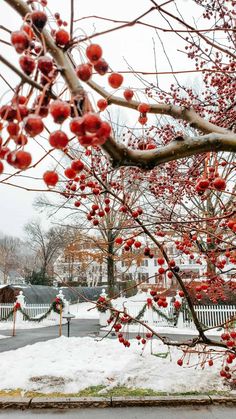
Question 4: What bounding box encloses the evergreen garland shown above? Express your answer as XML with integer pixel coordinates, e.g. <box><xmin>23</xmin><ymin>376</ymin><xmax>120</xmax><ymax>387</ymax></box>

<box><xmin>130</xmin><ymin>303</ymin><xmax>147</xmax><ymax>323</ymax></box>
<box><xmin>151</xmin><ymin>304</ymin><xmax>177</xmax><ymax>323</ymax></box>
<box><xmin>96</xmin><ymin>296</ymin><xmax>113</xmax><ymax>313</ymax></box>
<box><xmin>0</xmin><ymin>298</ymin><xmax>65</xmax><ymax>323</ymax></box>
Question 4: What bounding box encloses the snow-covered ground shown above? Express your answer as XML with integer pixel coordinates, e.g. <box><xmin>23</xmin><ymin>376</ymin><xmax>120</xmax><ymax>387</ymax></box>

<box><xmin>0</xmin><ymin>318</ymin><xmax>67</xmax><ymax>330</ymax></box>
<box><xmin>0</xmin><ymin>334</ymin><xmax>9</xmax><ymax>339</ymax></box>
<box><xmin>0</xmin><ymin>336</ymin><xmax>228</xmax><ymax>394</ymax></box>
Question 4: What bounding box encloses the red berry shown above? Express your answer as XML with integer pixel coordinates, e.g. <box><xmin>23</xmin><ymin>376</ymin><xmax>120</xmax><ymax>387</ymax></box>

<box><xmin>94</xmin><ymin>58</ymin><xmax>109</xmax><ymax>75</ymax></box>
<box><xmin>174</xmin><ymin>301</ymin><xmax>181</xmax><ymax>310</ymax></box>
<box><xmin>14</xmin><ymin>134</ymin><xmax>28</xmax><ymax>146</ymax></box>
<box><xmin>95</xmin><ymin>121</ymin><xmax>111</xmax><ymax>138</ymax></box>
<box><xmin>138</xmin><ymin>115</ymin><xmax>147</xmax><ymax>125</ymax></box>
<box><xmin>86</xmin><ymin>44</ymin><xmax>103</xmax><ymax>63</ymax></box>
<box><xmin>108</xmin><ymin>72</ymin><xmax>123</xmax><ymax>88</ymax></box>
<box><xmin>50</xmin><ymin>100</ymin><xmax>70</xmax><ymax>123</ymax></box>
<box><xmin>55</xmin><ymin>29</ymin><xmax>70</xmax><ymax>46</ymax></box>
<box><xmin>177</xmin><ymin>359</ymin><xmax>183</xmax><ymax>366</ymax></box>
<box><xmin>196</xmin><ymin>178</ymin><xmax>210</xmax><ymax>190</ymax></box>
<box><xmin>64</xmin><ymin>167</ymin><xmax>76</xmax><ymax>179</ymax></box>
<box><xmin>115</xmin><ymin>237</ymin><xmax>123</xmax><ymax>245</ymax></box>
<box><xmin>24</xmin><ymin>114</ymin><xmax>44</xmax><ymax>137</ymax></box>
<box><xmin>138</xmin><ymin>103</ymin><xmax>150</xmax><ymax>113</ymax></box>
<box><xmin>70</xmin><ymin>117</ymin><xmax>85</xmax><ymax>136</ymax></box>
<box><xmin>19</xmin><ymin>55</ymin><xmax>36</xmax><ymax>75</ymax></box>
<box><xmin>76</xmin><ymin>63</ymin><xmax>93</xmax><ymax>81</ymax></box>
<box><xmin>213</xmin><ymin>177</ymin><xmax>226</xmax><ymax>191</ymax></box>
<box><xmin>11</xmin><ymin>31</ymin><xmax>30</xmax><ymax>53</ymax></box>
<box><xmin>97</xmin><ymin>99</ymin><xmax>108</xmax><ymax>111</ymax></box>
<box><xmin>169</xmin><ymin>260</ymin><xmax>176</xmax><ymax>268</ymax></box>
<box><xmin>83</xmin><ymin>113</ymin><xmax>102</xmax><ymax>133</ymax></box>
<box><xmin>38</xmin><ymin>56</ymin><xmax>53</xmax><ymax>75</ymax></box>
<box><xmin>123</xmin><ymin>89</ymin><xmax>134</xmax><ymax>101</ymax></box>
<box><xmin>22</xmin><ymin>24</ymin><xmax>34</xmax><ymax>40</ymax></box>
<box><xmin>31</xmin><ymin>11</ymin><xmax>47</xmax><ymax>31</ymax></box>
<box><xmin>13</xmin><ymin>150</ymin><xmax>32</xmax><ymax>169</ymax></box>
<box><xmin>179</xmin><ymin>290</ymin><xmax>185</xmax><ymax>297</ymax></box>
<box><xmin>157</xmin><ymin>258</ymin><xmax>165</xmax><ymax>265</ymax></box>
<box><xmin>71</xmin><ymin>160</ymin><xmax>84</xmax><ymax>172</ymax></box>
<box><xmin>43</xmin><ymin>170</ymin><xmax>59</xmax><ymax>186</ymax></box>
<box><xmin>7</xmin><ymin>122</ymin><xmax>20</xmax><ymax>138</ymax></box>
<box><xmin>49</xmin><ymin>130</ymin><xmax>69</xmax><ymax>149</ymax></box>
<box><xmin>74</xmin><ymin>201</ymin><xmax>81</xmax><ymax>207</ymax></box>
<box><xmin>0</xmin><ymin>161</ymin><xmax>4</xmax><ymax>174</ymax></box>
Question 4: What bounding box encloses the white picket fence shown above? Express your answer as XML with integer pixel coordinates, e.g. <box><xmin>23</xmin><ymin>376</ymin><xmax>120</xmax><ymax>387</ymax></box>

<box><xmin>0</xmin><ymin>303</ymin><xmax>58</xmax><ymax>322</ymax></box>
<box><xmin>119</xmin><ymin>301</ymin><xmax>236</xmax><ymax>329</ymax></box>
<box><xmin>183</xmin><ymin>304</ymin><xmax>236</xmax><ymax>328</ymax></box>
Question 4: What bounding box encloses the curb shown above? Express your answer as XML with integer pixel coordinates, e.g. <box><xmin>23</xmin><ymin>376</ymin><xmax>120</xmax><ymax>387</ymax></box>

<box><xmin>0</xmin><ymin>395</ymin><xmax>236</xmax><ymax>409</ymax></box>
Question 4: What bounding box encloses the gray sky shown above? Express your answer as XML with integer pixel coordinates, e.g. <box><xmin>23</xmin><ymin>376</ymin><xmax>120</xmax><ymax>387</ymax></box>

<box><xmin>0</xmin><ymin>0</ymin><xmax>201</xmax><ymax>237</ymax></box>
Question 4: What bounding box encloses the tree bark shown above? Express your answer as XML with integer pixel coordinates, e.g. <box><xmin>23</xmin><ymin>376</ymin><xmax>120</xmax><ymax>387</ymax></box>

<box><xmin>107</xmin><ymin>231</ymin><xmax>116</xmax><ymax>297</ymax></box>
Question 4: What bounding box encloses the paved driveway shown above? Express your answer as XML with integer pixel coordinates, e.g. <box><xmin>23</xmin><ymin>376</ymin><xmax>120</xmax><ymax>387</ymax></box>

<box><xmin>0</xmin><ymin>319</ymin><xmax>100</xmax><ymax>352</ymax></box>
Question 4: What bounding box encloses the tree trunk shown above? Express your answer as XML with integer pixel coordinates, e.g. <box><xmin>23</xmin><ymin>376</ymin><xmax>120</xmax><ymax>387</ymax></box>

<box><xmin>107</xmin><ymin>232</ymin><xmax>116</xmax><ymax>297</ymax></box>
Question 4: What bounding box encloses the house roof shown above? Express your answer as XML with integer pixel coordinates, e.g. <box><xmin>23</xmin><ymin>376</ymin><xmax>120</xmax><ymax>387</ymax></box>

<box><xmin>0</xmin><ymin>284</ymin><xmax>106</xmax><ymax>304</ymax></box>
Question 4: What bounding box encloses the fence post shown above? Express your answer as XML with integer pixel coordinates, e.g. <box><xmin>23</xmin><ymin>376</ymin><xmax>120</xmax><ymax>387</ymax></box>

<box><xmin>99</xmin><ymin>289</ymin><xmax>110</xmax><ymax>327</ymax></box>
<box><xmin>15</xmin><ymin>291</ymin><xmax>25</xmax><ymax>323</ymax></box>
<box><xmin>147</xmin><ymin>289</ymin><xmax>154</xmax><ymax>328</ymax></box>
<box><xmin>56</xmin><ymin>290</ymin><xmax>68</xmax><ymax>312</ymax></box>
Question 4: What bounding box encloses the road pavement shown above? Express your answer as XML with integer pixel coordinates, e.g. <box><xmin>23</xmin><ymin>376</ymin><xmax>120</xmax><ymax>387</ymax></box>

<box><xmin>0</xmin><ymin>406</ymin><xmax>235</xmax><ymax>418</ymax></box>
<box><xmin>0</xmin><ymin>319</ymin><xmax>221</xmax><ymax>353</ymax></box>
<box><xmin>0</xmin><ymin>319</ymin><xmax>100</xmax><ymax>352</ymax></box>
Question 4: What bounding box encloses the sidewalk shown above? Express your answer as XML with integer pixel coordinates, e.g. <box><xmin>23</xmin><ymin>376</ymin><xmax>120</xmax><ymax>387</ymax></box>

<box><xmin>0</xmin><ymin>319</ymin><xmax>100</xmax><ymax>352</ymax></box>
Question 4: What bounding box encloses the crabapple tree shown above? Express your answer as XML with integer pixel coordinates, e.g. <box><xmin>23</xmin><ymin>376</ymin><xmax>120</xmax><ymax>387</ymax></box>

<box><xmin>0</xmin><ymin>0</ymin><xmax>235</xmax><ymax>383</ymax></box>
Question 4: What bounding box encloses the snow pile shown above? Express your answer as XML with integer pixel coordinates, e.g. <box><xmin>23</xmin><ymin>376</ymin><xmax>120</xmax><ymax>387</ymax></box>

<box><xmin>0</xmin><ymin>337</ymin><xmax>227</xmax><ymax>394</ymax></box>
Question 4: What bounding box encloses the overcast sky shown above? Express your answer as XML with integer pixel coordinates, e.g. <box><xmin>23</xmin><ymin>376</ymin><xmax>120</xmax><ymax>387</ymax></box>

<box><xmin>0</xmin><ymin>0</ymin><xmax>202</xmax><ymax>238</ymax></box>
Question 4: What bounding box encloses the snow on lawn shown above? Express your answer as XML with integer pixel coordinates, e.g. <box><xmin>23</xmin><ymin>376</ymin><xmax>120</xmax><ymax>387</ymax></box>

<box><xmin>0</xmin><ymin>319</ymin><xmax>67</xmax><ymax>330</ymax></box>
<box><xmin>70</xmin><ymin>302</ymin><xmax>99</xmax><ymax>319</ymax></box>
<box><xmin>0</xmin><ymin>335</ymin><xmax>9</xmax><ymax>339</ymax></box>
<box><xmin>0</xmin><ymin>336</ymin><xmax>228</xmax><ymax>394</ymax></box>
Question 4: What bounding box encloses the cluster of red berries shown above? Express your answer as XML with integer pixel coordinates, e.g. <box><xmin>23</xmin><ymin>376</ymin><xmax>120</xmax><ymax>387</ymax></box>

<box><xmin>149</xmin><ymin>290</ymin><xmax>169</xmax><ymax>307</ymax></box>
<box><xmin>227</xmin><ymin>219</ymin><xmax>236</xmax><ymax>233</ymax></box>
<box><xmin>137</xmin><ymin>103</ymin><xmax>151</xmax><ymax>126</ymax></box>
<box><xmin>116</xmin><ymin>237</ymin><xmax>142</xmax><ymax>251</ymax></box>
<box><xmin>196</xmin><ymin>176</ymin><xmax>226</xmax><ymax>194</ymax></box>
<box><xmin>221</xmin><ymin>330</ymin><xmax>236</xmax><ymax>348</ymax></box>
<box><xmin>86</xmin><ymin>199</ymin><xmax>111</xmax><ymax>226</ymax></box>
<box><xmin>70</xmin><ymin>113</ymin><xmax>111</xmax><ymax>147</ymax></box>
<box><xmin>76</xmin><ymin>43</ymin><xmax>124</xmax><ymax>93</ymax></box>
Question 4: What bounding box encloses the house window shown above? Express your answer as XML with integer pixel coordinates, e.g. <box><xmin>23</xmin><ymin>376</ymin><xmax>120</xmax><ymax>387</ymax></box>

<box><xmin>141</xmin><ymin>259</ymin><xmax>148</xmax><ymax>267</ymax></box>
<box><xmin>138</xmin><ymin>273</ymin><xmax>149</xmax><ymax>282</ymax></box>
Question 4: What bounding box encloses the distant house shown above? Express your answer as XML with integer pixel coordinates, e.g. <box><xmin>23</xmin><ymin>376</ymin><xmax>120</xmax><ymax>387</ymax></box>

<box><xmin>0</xmin><ymin>269</ymin><xmax>25</xmax><ymax>286</ymax></box>
<box><xmin>7</xmin><ymin>270</ymin><xmax>25</xmax><ymax>285</ymax></box>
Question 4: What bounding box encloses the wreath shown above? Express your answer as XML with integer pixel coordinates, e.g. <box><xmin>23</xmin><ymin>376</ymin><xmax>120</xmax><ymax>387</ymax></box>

<box><xmin>96</xmin><ymin>296</ymin><xmax>112</xmax><ymax>313</ymax></box>
<box><xmin>51</xmin><ymin>297</ymin><xmax>65</xmax><ymax>314</ymax></box>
